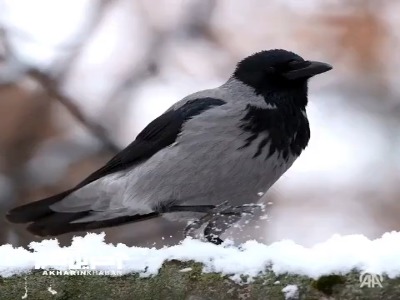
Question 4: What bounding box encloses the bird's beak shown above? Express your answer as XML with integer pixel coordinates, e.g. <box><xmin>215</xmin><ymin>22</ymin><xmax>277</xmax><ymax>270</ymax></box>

<box><xmin>282</xmin><ymin>60</ymin><xmax>332</xmax><ymax>80</ymax></box>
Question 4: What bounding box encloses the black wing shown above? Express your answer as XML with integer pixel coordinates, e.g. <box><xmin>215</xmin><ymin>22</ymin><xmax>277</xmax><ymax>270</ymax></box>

<box><xmin>6</xmin><ymin>97</ymin><xmax>226</xmax><ymax>225</ymax></box>
<box><xmin>77</xmin><ymin>97</ymin><xmax>226</xmax><ymax>187</ymax></box>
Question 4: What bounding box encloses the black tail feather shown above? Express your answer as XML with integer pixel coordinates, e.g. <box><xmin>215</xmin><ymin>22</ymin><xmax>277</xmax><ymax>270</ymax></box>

<box><xmin>6</xmin><ymin>189</ymin><xmax>75</xmax><ymax>224</ymax></box>
<box><xmin>6</xmin><ymin>188</ymin><xmax>161</xmax><ymax>237</ymax></box>
<box><xmin>27</xmin><ymin>212</ymin><xmax>160</xmax><ymax>237</ymax></box>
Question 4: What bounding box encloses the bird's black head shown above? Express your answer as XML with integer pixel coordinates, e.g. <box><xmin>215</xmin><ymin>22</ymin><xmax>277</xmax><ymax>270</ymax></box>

<box><xmin>233</xmin><ymin>49</ymin><xmax>332</xmax><ymax>107</ymax></box>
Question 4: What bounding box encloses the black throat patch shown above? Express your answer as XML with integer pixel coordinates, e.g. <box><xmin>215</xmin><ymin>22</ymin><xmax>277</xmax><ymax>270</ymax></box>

<box><xmin>239</xmin><ymin>104</ymin><xmax>310</xmax><ymax>161</ymax></box>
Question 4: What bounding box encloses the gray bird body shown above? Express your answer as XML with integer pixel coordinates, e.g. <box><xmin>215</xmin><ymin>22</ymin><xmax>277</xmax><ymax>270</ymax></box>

<box><xmin>53</xmin><ymin>78</ymin><xmax>300</xmax><ymax>223</ymax></box>
<box><xmin>6</xmin><ymin>49</ymin><xmax>332</xmax><ymax>239</ymax></box>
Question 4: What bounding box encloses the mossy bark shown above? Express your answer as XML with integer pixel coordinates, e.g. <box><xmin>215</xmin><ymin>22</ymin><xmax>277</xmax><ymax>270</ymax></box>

<box><xmin>0</xmin><ymin>261</ymin><xmax>399</xmax><ymax>300</ymax></box>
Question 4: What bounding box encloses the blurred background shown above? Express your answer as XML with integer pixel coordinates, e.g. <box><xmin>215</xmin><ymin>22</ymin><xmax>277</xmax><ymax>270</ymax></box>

<box><xmin>0</xmin><ymin>0</ymin><xmax>400</xmax><ymax>248</ymax></box>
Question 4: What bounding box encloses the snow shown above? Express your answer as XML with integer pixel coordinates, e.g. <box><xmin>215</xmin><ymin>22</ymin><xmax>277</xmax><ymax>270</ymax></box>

<box><xmin>282</xmin><ymin>285</ymin><xmax>299</xmax><ymax>300</ymax></box>
<box><xmin>1</xmin><ymin>232</ymin><xmax>400</xmax><ymax>282</ymax></box>
<box><xmin>47</xmin><ymin>286</ymin><xmax>57</xmax><ymax>295</ymax></box>
<box><xmin>179</xmin><ymin>267</ymin><xmax>193</xmax><ymax>273</ymax></box>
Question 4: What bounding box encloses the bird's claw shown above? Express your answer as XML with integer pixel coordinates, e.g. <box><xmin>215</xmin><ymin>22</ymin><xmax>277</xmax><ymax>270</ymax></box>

<box><xmin>184</xmin><ymin>202</ymin><xmax>265</xmax><ymax>245</ymax></box>
<box><xmin>217</xmin><ymin>203</ymin><xmax>265</xmax><ymax>216</ymax></box>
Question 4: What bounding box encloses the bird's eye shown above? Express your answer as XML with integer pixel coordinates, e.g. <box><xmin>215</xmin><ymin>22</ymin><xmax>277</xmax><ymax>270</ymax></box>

<box><xmin>286</xmin><ymin>60</ymin><xmax>309</xmax><ymax>70</ymax></box>
<box><xmin>273</xmin><ymin>60</ymin><xmax>309</xmax><ymax>75</ymax></box>
<box><xmin>266</xmin><ymin>60</ymin><xmax>305</xmax><ymax>75</ymax></box>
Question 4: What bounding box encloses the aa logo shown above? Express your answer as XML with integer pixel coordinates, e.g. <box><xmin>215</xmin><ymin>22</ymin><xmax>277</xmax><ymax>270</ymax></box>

<box><xmin>359</xmin><ymin>272</ymin><xmax>383</xmax><ymax>288</ymax></box>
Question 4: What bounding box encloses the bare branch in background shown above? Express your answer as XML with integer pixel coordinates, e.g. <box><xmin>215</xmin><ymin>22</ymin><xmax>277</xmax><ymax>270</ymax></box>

<box><xmin>29</xmin><ymin>70</ymin><xmax>120</xmax><ymax>153</ymax></box>
<box><xmin>106</xmin><ymin>0</ymin><xmax>218</xmax><ymax>117</ymax></box>
<box><xmin>0</xmin><ymin>0</ymin><xmax>117</xmax><ymax>244</ymax></box>
<box><xmin>0</xmin><ymin>28</ymin><xmax>30</xmax><ymax>85</ymax></box>
<box><xmin>28</xmin><ymin>0</ymin><xmax>120</xmax><ymax>153</ymax></box>
<box><xmin>0</xmin><ymin>0</ymin><xmax>120</xmax><ymax>153</ymax></box>
<box><xmin>55</xmin><ymin>0</ymin><xmax>114</xmax><ymax>82</ymax></box>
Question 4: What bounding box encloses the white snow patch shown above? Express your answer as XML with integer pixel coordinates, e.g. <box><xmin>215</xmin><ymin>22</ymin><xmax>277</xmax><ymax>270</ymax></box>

<box><xmin>282</xmin><ymin>284</ymin><xmax>299</xmax><ymax>300</ymax></box>
<box><xmin>1</xmin><ymin>232</ymin><xmax>400</xmax><ymax>282</ymax></box>
<box><xmin>21</xmin><ymin>276</ymin><xmax>28</xmax><ymax>299</ymax></box>
<box><xmin>47</xmin><ymin>286</ymin><xmax>57</xmax><ymax>295</ymax></box>
<box><xmin>179</xmin><ymin>267</ymin><xmax>193</xmax><ymax>273</ymax></box>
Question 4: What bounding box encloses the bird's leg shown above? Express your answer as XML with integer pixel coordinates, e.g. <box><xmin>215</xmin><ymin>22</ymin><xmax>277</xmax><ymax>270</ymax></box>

<box><xmin>183</xmin><ymin>201</ymin><xmax>230</xmax><ymax>239</ymax></box>
<box><xmin>183</xmin><ymin>212</ymin><xmax>214</xmax><ymax>239</ymax></box>
<box><xmin>217</xmin><ymin>203</ymin><xmax>266</xmax><ymax>216</ymax></box>
<box><xmin>203</xmin><ymin>213</ymin><xmax>242</xmax><ymax>245</ymax></box>
<box><xmin>184</xmin><ymin>202</ymin><xmax>266</xmax><ymax>245</ymax></box>
<box><xmin>203</xmin><ymin>203</ymin><xmax>265</xmax><ymax>244</ymax></box>
<box><xmin>167</xmin><ymin>204</ymin><xmax>216</xmax><ymax>213</ymax></box>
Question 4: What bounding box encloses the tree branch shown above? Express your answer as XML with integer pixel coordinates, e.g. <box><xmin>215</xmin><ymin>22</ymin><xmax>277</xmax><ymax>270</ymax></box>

<box><xmin>0</xmin><ymin>262</ymin><xmax>398</xmax><ymax>300</ymax></box>
<box><xmin>29</xmin><ymin>70</ymin><xmax>120</xmax><ymax>153</ymax></box>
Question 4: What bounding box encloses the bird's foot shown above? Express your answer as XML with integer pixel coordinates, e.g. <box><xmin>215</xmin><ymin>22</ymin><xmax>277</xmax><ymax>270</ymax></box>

<box><xmin>184</xmin><ymin>202</ymin><xmax>265</xmax><ymax>245</ymax></box>
<box><xmin>216</xmin><ymin>203</ymin><xmax>266</xmax><ymax>216</ymax></box>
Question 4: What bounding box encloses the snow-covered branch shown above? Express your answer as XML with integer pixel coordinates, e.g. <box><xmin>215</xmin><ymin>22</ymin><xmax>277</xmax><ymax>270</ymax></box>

<box><xmin>1</xmin><ymin>263</ymin><xmax>399</xmax><ymax>299</ymax></box>
<box><xmin>1</xmin><ymin>233</ymin><xmax>400</xmax><ymax>299</ymax></box>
